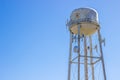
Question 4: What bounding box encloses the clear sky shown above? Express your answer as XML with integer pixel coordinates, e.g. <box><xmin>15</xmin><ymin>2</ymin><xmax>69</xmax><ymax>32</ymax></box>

<box><xmin>0</xmin><ymin>0</ymin><xmax>120</xmax><ymax>80</ymax></box>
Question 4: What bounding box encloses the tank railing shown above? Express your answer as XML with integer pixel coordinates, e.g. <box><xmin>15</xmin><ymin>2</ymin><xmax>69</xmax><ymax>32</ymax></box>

<box><xmin>67</xmin><ymin>18</ymin><xmax>97</xmax><ymax>27</ymax></box>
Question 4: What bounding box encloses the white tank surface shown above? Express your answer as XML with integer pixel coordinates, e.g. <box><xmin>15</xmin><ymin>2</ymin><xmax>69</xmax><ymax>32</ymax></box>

<box><xmin>67</xmin><ymin>8</ymin><xmax>100</xmax><ymax>35</ymax></box>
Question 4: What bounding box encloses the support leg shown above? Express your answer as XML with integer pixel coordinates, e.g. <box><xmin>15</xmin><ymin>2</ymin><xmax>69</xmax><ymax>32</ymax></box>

<box><xmin>68</xmin><ymin>33</ymin><xmax>72</xmax><ymax>80</ymax></box>
<box><xmin>78</xmin><ymin>25</ymin><xmax>80</xmax><ymax>80</ymax></box>
<box><xmin>89</xmin><ymin>36</ymin><xmax>95</xmax><ymax>80</ymax></box>
<box><xmin>98</xmin><ymin>30</ymin><xmax>107</xmax><ymax>80</ymax></box>
<box><xmin>84</xmin><ymin>36</ymin><xmax>88</xmax><ymax>80</ymax></box>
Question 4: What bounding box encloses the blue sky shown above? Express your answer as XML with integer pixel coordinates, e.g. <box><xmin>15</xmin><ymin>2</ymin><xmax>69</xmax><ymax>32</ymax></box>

<box><xmin>0</xmin><ymin>0</ymin><xmax>120</xmax><ymax>80</ymax></box>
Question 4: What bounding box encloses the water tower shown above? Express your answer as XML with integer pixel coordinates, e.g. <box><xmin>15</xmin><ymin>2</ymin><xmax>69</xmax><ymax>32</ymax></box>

<box><xmin>66</xmin><ymin>8</ymin><xmax>107</xmax><ymax>80</ymax></box>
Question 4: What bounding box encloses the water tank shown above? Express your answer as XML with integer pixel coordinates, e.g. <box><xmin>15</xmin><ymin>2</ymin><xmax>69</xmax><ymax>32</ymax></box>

<box><xmin>67</xmin><ymin>8</ymin><xmax>99</xmax><ymax>35</ymax></box>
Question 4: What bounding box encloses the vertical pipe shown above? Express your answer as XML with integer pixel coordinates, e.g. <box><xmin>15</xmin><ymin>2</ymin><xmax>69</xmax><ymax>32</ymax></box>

<box><xmin>68</xmin><ymin>32</ymin><xmax>72</xmax><ymax>80</ymax></box>
<box><xmin>98</xmin><ymin>29</ymin><xmax>107</xmax><ymax>80</ymax></box>
<box><xmin>89</xmin><ymin>36</ymin><xmax>95</xmax><ymax>80</ymax></box>
<box><xmin>84</xmin><ymin>36</ymin><xmax>88</xmax><ymax>80</ymax></box>
<box><xmin>78</xmin><ymin>25</ymin><xmax>80</xmax><ymax>80</ymax></box>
